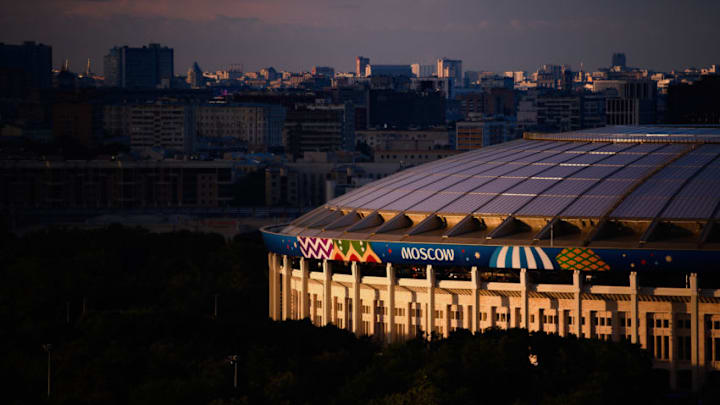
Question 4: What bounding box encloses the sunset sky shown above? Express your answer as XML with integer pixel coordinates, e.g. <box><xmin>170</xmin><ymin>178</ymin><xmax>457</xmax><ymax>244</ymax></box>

<box><xmin>2</xmin><ymin>0</ymin><xmax>718</xmax><ymax>74</ymax></box>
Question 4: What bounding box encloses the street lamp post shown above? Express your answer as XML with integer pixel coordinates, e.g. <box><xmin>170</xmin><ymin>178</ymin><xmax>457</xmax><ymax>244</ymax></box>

<box><xmin>226</xmin><ymin>355</ymin><xmax>239</xmax><ymax>390</ymax></box>
<box><xmin>42</xmin><ymin>344</ymin><xmax>53</xmax><ymax>398</ymax></box>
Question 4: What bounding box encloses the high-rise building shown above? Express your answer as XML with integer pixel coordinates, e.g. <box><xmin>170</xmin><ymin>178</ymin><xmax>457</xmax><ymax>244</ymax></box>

<box><xmin>356</xmin><ymin>56</ymin><xmax>369</xmax><ymax>77</ymax></box>
<box><xmin>411</xmin><ymin>63</ymin><xmax>434</xmax><ymax>78</ymax></box>
<box><xmin>103</xmin><ymin>43</ymin><xmax>174</xmax><ymax>88</ymax></box>
<box><xmin>0</xmin><ymin>41</ymin><xmax>52</xmax><ymax>97</ymax></box>
<box><xmin>437</xmin><ymin>58</ymin><xmax>462</xmax><ymax>85</ymax></box>
<box><xmin>187</xmin><ymin>62</ymin><xmax>204</xmax><ymax>88</ymax></box>
<box><xmin>612</xmin><ymin>52</ymin><xmax>627</xmax><ymax>69</ymax></box>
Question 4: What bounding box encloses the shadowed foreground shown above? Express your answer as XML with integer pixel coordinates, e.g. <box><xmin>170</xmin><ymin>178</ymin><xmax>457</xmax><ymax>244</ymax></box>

<box><xmin>0</xmin><ymin>225</ymin><xmax>710</xmax><ymax>404</ymax></box>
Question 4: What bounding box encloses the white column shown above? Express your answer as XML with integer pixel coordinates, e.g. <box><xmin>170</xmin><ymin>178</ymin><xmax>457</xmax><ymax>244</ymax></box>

<box><xmin>573</xmin><ymin>270</ymin><xmax>582</xmax><ymax>337</ymax></box>
<box><xmin>520</xmin><ymin>268</ymin><xmax>529</xmax><ymax>330</ymax></box>
<box><xmin>272</xmin><ymin>253</ymin><xmax>282</xmax><ymax>320</ymax></box>
<box><xmin>322</xmin><ymin>260</ymin><xmax>332</xmax><ymax>326</ymax></box>
<box><xmin>670</xmin><ymin>311</ymin><xmax>678</xmax><ymax>390</ymax></box>
<box><xmin>386</xmin><ymin>263</ymin><xmax>396</xmax><ymax>343</ymax></box>
<box><xmin>268</xmin><ymin>253</ymin><xmax>275</xmax><ymax>319</ymax></box>
<box><xmin>352</xmin><ymin>261</ymin><xmax>360</xmax><ymax>334</ymax></box>
<box><xmin>444</xmin><ymin>304</ymin><xmax>450</xmax><ymax>338</ymax></box>
<box><xmin>471</xmin><ymin>266</ymin><xmax>480</xmax><ymax>333</ymax></box>
<box><xmin>690</xmin><ymin>272</ymin><xmax>700</xmax><ymax>391</ymax></box>
<box><xmin>282</xmin><ymin>255</ymin><xmax>291</xmax><ymax>320</ymax></box>
<box><xmin>630</xmin><ymin>271</ymin><xmax>639</xmax><ymax>344</ymax></box>
<box><xmin>427</xmin><ymin>265</ymin><xmax>435</xmax><ymax>340</ymax></box>
<box><xmin>300</xmin><ymin>258</ymin><xmax>309</xmax><ymax>319</ymax></box>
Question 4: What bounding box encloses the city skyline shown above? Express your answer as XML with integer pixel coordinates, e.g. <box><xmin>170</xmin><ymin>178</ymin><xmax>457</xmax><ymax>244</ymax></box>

<box><xmin>2</xmin><ymin>0</ymin><xmax>719</xmax><ymax>74</ymax></box>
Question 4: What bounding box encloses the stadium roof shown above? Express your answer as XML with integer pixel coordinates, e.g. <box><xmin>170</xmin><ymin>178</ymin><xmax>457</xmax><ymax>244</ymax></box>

<box><xmin>281</xmin><ymin>126</ymin><xmax>720</xmax><ymax>251</ymax></box>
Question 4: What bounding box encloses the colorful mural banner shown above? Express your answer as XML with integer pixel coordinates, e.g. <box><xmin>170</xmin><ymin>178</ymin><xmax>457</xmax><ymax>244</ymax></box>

<box><xmin>261</xmin><ymin>228</ymin><xmax>720</xmax><ymax>272</ymax></box>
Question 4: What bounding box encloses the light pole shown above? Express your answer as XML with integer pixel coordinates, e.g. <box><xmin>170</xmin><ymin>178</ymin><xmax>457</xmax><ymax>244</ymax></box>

<box><xmin>42</xmin><ymin>344</ymin><xmax>53</xmax><ymax>398</ymax></box>
<box><xmin>226</xmin><ymin>355</ymin><xmax>239</xmax><ymax>390</ymax></box>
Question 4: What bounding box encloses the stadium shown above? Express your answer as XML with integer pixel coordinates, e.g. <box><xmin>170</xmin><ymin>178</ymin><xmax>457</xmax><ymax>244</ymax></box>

<box><xmin>262</xmin><ymin>126</ymin><xmax>720</xmax><ymax>391</ymax></box>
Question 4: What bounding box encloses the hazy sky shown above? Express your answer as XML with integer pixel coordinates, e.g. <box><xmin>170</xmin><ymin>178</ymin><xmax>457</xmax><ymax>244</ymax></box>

<box><xmin>2</xmin><ymin>0</ymin><xmax>718</xmax><ymax>74</ymax></box>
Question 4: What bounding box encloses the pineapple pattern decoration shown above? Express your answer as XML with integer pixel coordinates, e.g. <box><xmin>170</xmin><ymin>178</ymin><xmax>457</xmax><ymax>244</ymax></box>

<box><xmin>332</xmin><ymin>239</ymin><xmax>381</xmax><ymax>263</ymax></box>
<box><xmin>555</xmin><ymin>247</ymin><xmax>610</xmax><ymax>271</ymax></box>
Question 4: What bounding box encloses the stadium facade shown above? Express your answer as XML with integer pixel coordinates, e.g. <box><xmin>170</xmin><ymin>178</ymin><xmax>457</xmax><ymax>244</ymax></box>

<box><xmin>262</xmin><ymin>126</ymin><xmax>720</xmax><ymax>391</ymax></box>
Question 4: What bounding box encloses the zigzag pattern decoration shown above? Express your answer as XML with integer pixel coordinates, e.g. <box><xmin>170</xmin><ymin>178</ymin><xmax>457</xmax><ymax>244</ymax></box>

<box><xmin>332</xmin><ymin>239</ymin><xmax>381</xmax><ymax>263</ymax></box>
<box><xmin>297</xmin><ymin>236</ymin><xmax>334</xmax><ymax>259</ymax></box>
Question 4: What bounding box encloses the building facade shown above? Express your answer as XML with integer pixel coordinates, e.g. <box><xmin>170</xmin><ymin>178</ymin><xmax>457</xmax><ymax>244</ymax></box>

<box><xmin>267</xmin><ymin>257</ymin><xmax>713</xmax><ymax>391</ymax></box>
<box><xmin>104</xmin><ymin>43</ymin><xmax>174</xmax><ymax>88</ymax></box>
<box><xmin>455</xmin><ymin>119</ymin><xmax>518</xmax><ymax>151</ymax></box>
<box><xmin>593</xmin><ymin>79</ymin><xmax>657</xmax><ymax>125</ymax></box>
<box><xmin>129</xmin><ymin>103</ymin><xmax>196</xmax><ymax>154</ymax></box>
<box><xmin>283</xmin><ymin>103</ymin><xmax>355</xmax><ymax>158</ymax></box>
<box><xmin>366</xmin><ymin>65</ymin><xmax>413</xmax><ymax>78</ymax></box>
<box><xmin>0</xmin><ymin>160</ymin><xmax>235</xmax><ymax>208</ymax></box>
<box><xmin>197</xmin><ymin>103</ymin><xmax>286</xmax><ymax>150</ymax></box>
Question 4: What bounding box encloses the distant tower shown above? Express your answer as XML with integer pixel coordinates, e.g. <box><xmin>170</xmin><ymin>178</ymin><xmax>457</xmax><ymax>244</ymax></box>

<box><xmin>612</xmin><ymin>53</ymin><xmax>626</xmax><ymax>69</ymax></box>
<box><xmin>437</xmin><ymin>57</ymin><xmax>462</xmax><ymax>87</ymax></box>
<box><xmin>62</xmin><ymin>57</ymin><xmax>70</xmax><ymax>72</ymax></box>
<box><xmin>356</xmin><ymin>56</ymin><xmax>369</xmax><ymax>77</ymax></box>
<box><xmin>187</xmin><ymin>62</ymin><xmax>204</xmax><ymax>88</ymax></box>
<box><xmin>85</xmin><ymin>58</ymin><xmax>92</xmax><ymax>76</ymax></box>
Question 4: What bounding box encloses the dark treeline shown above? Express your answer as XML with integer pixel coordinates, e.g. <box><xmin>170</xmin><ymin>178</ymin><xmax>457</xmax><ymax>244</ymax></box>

<box><xmin>0</xmin><ymin>226</ymin><xmax>706</xmax><ymax>404</ymax></box>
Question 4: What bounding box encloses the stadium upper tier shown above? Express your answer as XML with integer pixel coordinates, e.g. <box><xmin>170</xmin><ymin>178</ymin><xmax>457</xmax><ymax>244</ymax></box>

<box><xmin>280</xmin><ymin>126</ymin><xmax>720</xmax><ymax>250</ymax></box>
